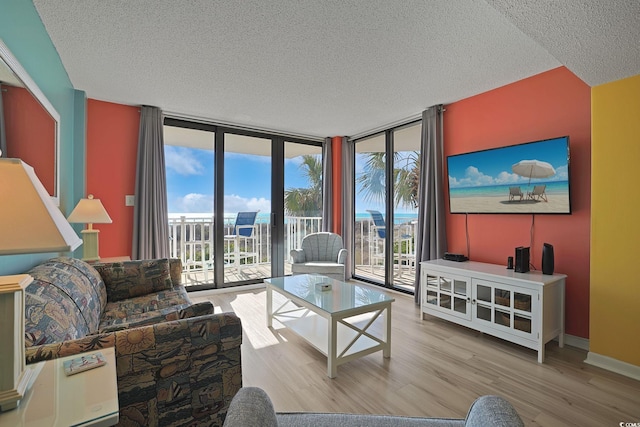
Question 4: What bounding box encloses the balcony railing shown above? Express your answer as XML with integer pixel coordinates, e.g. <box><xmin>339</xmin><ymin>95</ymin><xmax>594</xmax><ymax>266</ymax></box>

<box><xmin>168</xmin><ymin>213</ymin><xmax>417</xmax><ymax>290</ymax></box>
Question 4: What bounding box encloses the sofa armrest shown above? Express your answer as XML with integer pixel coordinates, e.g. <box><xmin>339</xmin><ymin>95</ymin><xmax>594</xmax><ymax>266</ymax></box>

<box><xmin>464</xmin><ymin>395</ymin><xmax>523</xmax><ymax>427</ymax></box>
<box><xmin>26</xmin><ymin>332</ymin><xmax>116</xmax><ymax>364</ymax></box>
<box><xmin>290</xmin><ymin>249</ymin><xmax>305</xmax><ymax>263</ymax></box>
<box><xmin>223</xmin><ymin>387</ymin><xmax>279</xmax><ymax>427</ymax></box>
<box><xmin>337</xmin><ymin>248</ymin><xmax>347</xmax><ymax>264</ymax></box>
<box><xmin>28</xmin><ymin>312</ymin><xmax>243</xmax><ymax>427</ymax></box>
<box><xmin>169</xmin><ymin>258</ymin><xmax>183</xmax><ymax>285</ymax></box>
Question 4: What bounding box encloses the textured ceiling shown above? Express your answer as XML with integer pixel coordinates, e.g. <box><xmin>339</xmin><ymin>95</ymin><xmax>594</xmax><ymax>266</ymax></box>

<box><xmin>33</xmin><ymin>0</ymin><xmax>639</xmax><ymax>139</ymax></box>
<box><xmin>485</xmin><ymin>0</ymin><xmax>640</xmax><ymax>87</ymax></box>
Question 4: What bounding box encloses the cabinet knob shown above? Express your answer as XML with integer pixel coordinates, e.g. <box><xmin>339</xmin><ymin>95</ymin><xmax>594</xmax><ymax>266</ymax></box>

<box><xmin>471</xmin><ymin>299</ymin><xmax>476</xmax><ymax>304</ymax></box>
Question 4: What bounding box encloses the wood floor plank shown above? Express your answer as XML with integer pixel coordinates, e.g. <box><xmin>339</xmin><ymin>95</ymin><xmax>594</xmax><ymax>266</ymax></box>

<box><xmin>192</xmin><ymin>286</ymin><xmax>640</xmax><ymax>426</ymax></box>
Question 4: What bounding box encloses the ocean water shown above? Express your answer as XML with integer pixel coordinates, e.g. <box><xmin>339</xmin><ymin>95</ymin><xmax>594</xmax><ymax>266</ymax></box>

<box><xmin>169</xmin><ymin>212</ymin><xmax>418</xmax><ymax>225</ymax></box>
<box><xmin>354</xmin><ymin>212</ymin><xmax>418</xmax><ymax>225</ymax></box>
<box><xmin>449</xmin><ymin>180</ymin><xmax>569</xmax><ymax>198</ymax></box>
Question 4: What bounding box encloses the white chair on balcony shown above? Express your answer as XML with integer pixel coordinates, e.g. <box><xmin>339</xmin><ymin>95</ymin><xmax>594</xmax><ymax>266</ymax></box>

<box><xmin>224</xmin><ymin>211</ymin><xmax>259</xmax><ymax>273</ymax></box>
<box><xmin>290</xmin><ymin>232</ymin><xmax>347</xmax><ymax>281</ymax></box>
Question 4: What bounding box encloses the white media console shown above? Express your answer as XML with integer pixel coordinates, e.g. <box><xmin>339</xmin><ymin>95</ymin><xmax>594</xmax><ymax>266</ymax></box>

<box><xmin>420</xmin><ymin>259</ymin><xmax>566</xmax><ymax>362</ymax></box>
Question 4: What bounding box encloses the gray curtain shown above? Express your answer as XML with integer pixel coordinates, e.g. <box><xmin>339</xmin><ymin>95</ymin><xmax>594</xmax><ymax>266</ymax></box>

<box><xmin>321</xmin><ymin>137</ymin><xmax>333</xmax><ymax>232</ymax></box>
<box><xmin>132</xmin><ymin>106</ymin><xmax>170</xmax><ymax>260</ymax></box>
<box><xmin>341</xmin><ymin>137</ymin><xmax>354</xmax><ymax>279</ymax></box>
<box><xmin>414</xmin><ymin>105</ymin><xmax>448</xmax><ymax>303</ymax></box>
<box><xmin>0</xmin><ymin>85</ymin><xmax>7</xmax><ymax>157</ymax></box>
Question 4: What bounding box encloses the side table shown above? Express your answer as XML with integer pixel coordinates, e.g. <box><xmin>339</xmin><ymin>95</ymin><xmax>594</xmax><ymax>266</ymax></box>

<box><xmin>0</xmin><ymin>348</ymin><xmax>119</xmax><ymax>426</ymax></box>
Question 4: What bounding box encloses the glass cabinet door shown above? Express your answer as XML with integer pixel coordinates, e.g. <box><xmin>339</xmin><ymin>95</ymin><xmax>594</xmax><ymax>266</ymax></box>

<box><xmin>472</xmin><ymin>279</ymin><xmax>537</xmax><ymax>339</ymax></box>
<box><xmin>423</xmin><ymin>272</ymin><xmax>471</xmax><ymax>320</ymax></box>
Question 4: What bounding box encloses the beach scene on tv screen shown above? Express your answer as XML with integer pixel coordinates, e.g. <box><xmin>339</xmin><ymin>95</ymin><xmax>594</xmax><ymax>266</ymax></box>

<box><xmin>447</xmin><ymin>137</ymin><xmax>570</xmax><ymax>214</ymax></box>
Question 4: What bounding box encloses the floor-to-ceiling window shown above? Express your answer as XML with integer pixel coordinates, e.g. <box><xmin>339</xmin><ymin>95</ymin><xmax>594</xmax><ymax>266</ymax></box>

<box><xmin>284</xmin><ymin>141</ymin><xmax>324</xmax><ymax>271</ymax></box>
<box><xmin>164</xmin><ymin>122</ymin><xmax>216</xmax><ymax>286</ymax></box>
<box><xmin>164</xmin><ymin>118</ymin><xmax>322</xmax><ymax>290</ymax></box>
<box><xmin>353</xmin><ymin>120</ymin><xmax>421</xmax><ymax>293</ymax></box>
<box><xmin>222</xmin><ymin>133</ymin><xmax>272</xmax><ymax>285</ymax></box>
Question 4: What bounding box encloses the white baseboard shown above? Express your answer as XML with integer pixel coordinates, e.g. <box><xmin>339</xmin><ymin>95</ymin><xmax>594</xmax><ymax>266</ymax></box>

<box><xmin>585</xmin><ymin>351</ymin><xmax>640</xmax><ymax>381</ymax></box>
<box><xmin>563</xmin><ymin>334</ymin><xmax>589</xmax><ymax>351</ymax></box>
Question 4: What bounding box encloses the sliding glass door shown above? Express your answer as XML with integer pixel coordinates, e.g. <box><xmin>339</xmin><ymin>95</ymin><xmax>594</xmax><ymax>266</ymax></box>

<box><xmin>164</xmin><ymin>122</ymin><xmax>216</xmax><ymax>285</ymax></box>
<box><xmin>164</xmin><ymin>119</ymin><xmax>322</xmax><ymax>290</ymax></box>
<box><xmin>353</xmin><ymin>121</ymin><xmax>421</xmax><ymax>293</ymax></box>
<box><xmin>284</xmin><ymin>142</ymin><xmax>323</xmax><ymax>274</ymax></box>
<box><xmin>222</xmin><ymin>133</ymin><xmax>272</xmax><ymax>285</ymax></box>
<box><xmin>391</xmin><ymin>123</ymin><xmax>421</xmax><ymax>292</ymax></box>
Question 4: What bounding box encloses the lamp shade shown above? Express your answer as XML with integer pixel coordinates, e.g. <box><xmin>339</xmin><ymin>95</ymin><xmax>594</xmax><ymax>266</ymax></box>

<box><xmin>0</xmin><ymin>159</ymin><xmax>82</xmax><ymax>255</ymax></box>
<box><xmin>67</xmin><ymin>194</ymin><xmax>112</xmax><ymax>226</ymax></box>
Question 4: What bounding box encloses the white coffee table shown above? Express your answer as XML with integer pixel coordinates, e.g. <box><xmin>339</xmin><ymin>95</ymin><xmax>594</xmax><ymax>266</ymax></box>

<box><xmin>265</xmin><ymin>274</ymin><xmax>394</xmax><ymax>378</ymax></box>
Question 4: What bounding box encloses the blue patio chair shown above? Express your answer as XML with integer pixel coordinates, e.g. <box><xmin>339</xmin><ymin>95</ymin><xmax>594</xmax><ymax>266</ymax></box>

<box><xmin>367</xmin><ymin>209</ymin><xmax>387</xmax><ymax>239</ymax></box>
<box><xmin>366</xmin><ymin>210</ymin><xmax>413</xmax><ymax>274</ymax></box>
<box><xmin>224</xmin><ymin>211</ymin><xmax>259</xmax><ymax>272</ymax></box>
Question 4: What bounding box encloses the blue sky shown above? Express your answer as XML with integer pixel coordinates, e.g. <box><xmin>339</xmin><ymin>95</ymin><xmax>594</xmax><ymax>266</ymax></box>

<box><xmin>165</xmin><ymin>146</ymin><xmax>318</xmax><ymax>215</ymax></box>
<box><xmin>165</xmin><ymin>145</ymin><xmax>419</xmax><ymax>216</ymax></box>
<box><xmin>447</xmin><ymin>137</ymin><xmax>570</xmax><ymax>188</ymax></box>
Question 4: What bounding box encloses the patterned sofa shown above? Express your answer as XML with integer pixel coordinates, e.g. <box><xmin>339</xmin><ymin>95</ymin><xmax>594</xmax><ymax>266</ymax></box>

<box><xmin>23</xmin><ymin>256</ymin><xmax>242</xmax><ymax>427</ymax></box>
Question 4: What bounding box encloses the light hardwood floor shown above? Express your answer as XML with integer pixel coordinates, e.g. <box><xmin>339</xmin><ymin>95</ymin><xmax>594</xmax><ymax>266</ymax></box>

<box><xmin>192</xmin><ymin>285</ymin><xmax>640</xmax><ymax>426</ymax></box>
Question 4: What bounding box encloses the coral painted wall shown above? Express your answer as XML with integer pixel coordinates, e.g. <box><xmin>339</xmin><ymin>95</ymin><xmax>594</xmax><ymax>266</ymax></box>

<box><xmin>443</xmin><ymin>67</ymin><xmax>591</xmax><ymax>338</ymax></box>
<box><xmin>86</xmin><ymin>99</ymin><xmax>140</xmax><ymax>258</ymax></box>
<box><xmin>591</xmin><ymin>73</ymin><xmax>640</xmax><ymax>366</ymax></box>
<box><xmin>332</xmin><ymin>136</ymin><xmax>343</xmax><ymax>234</ymax></box>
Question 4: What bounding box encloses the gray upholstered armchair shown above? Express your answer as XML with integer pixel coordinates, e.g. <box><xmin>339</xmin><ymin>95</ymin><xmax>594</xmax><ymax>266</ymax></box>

<box><xmin>290</xmin><ymin>232</ymin><xmax>347</xmax><ymax>281</ymax></box>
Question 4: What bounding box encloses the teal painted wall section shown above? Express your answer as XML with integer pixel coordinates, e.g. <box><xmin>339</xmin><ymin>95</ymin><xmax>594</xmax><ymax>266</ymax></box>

<box><xmin>71</xmin><ymin>89</ymin><xmax>88</xmax><ymax>259</ymax></box>
<box><xmin>0</xmin><ymin>0</ymin><xmax>83</xmax><ymax>274</ymax></box>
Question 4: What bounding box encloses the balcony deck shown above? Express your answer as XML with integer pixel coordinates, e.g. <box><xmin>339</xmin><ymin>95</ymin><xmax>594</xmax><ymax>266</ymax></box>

<box><xmin>171</xmin><ymin>214</ymin><xmax>417</xmax><ymax>293</ymax></box>
<box><xmin>181</xmin><ymin>263</ymin><xmax>416</xmax><ymax>292</ymax></box>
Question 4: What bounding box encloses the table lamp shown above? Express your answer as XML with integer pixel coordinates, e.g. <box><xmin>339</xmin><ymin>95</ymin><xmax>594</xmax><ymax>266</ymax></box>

<box><xmin>0</xmin><ymin>158</ymin><xmax>82</xmax><ymax>411</ymax></box>
<box><xmin>67</xmin><ymin>194</ymin><xmax>112</xmax><ymax>261</ymax></box>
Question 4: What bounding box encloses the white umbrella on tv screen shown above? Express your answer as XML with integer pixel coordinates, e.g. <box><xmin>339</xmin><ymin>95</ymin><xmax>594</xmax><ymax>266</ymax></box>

<box><xmin>512</xmin><ymin>159</ymin><xmax>555</xmax><ymax>187</ymax></box>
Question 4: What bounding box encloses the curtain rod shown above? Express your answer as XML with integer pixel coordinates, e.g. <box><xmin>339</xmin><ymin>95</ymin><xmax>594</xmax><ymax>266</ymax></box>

<box><xmin>163</xmin><ymin>111</ymin><xmax>325</xmax><ymax>142</ymax></box>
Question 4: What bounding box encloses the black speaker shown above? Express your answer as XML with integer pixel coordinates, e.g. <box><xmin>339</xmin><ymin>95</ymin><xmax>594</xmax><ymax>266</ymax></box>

<box><xmin>515</xmin><ymin>247</ymin><xmax>530</xmax><ymax>273</ymax></box>
<box><xmin>542</xmin><ymin>243</ymin><xmax>554</xmax><ymax>275</ymax></box>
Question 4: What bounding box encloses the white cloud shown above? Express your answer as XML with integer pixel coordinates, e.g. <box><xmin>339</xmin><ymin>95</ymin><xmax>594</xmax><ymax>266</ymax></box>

<box><xmin>173</xmin><ymin>193</ymin><xmax>213</xmax><ymax>213</ymax></box>
<box><xmin>224</xmin><ymin>194</ymin><xmax>271</xmax><ymax>214</ymax></box>
<box><xmin>450</xmin><ymin>166</ymin><xmax>527</xmax><ymax>188</ymax></box>
<box><xmin>285</xmin><ymin>156</ymin><xmax>304</xmax><ymax>167</ymax></box>
<box><xmin>165</xmin><ymin>146</ymin><xmax>207</xmax><ymax>175</ymax></box>
<box><xmin>553</xmin><ymin>164</ymin><xmax>569</xmax><ymax>181</ymax></box>
<box><xmin>169</xmin><ymin>193</ymin><xmax>271</xmax><ymax>214</ymax></box>
<box><xmin>495</xmin><ymin>171</ymin><xmax>523</xmax><ymax>184</ymax></box>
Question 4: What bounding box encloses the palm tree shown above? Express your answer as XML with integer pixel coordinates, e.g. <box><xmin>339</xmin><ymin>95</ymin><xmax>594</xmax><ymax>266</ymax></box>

<box><xmin>357</xmin><ymin>151</ymin><xmax>420</xmax><ymax>208</ymax></box>
<box><xmin>284</xmin><ymin>155</ymin><xmax>323</xmax><ymax>216</ymax></box>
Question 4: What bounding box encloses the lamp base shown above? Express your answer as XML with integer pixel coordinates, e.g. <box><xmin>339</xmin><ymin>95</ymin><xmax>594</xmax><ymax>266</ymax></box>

<box><xmin>80</xmin><ymin>229</ymin><xmax>101</xmax><ymax>262</ymax></box>
<box><xmin>0</xmin><ymin>275</ymin><xmax>43</xmax><ymax>412</ymax></box>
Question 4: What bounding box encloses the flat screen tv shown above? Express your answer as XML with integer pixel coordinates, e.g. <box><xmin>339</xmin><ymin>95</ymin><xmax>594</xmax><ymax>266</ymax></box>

<box><xmin>447</xmin><ymin>136</ymin><xmax>571</xmax><ymax>214</ymax></box>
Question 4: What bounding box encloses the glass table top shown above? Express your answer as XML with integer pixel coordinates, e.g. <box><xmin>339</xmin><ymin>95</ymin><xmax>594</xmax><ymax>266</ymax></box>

<box><xmin>265</xmin><ymin>274</ymin><xmax>394</xmax><ymax>314</ymax></box>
